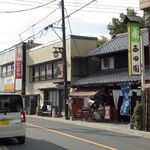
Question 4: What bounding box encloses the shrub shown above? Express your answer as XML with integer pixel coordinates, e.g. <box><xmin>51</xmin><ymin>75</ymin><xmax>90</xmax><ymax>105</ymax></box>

<box><xmin>133</xmin><ymin>102</ymin><xmax>143</xmax><ymax>130</ymax></box>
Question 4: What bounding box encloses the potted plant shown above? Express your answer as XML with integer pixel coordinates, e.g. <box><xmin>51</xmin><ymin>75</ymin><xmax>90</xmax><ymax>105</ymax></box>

<box><xmin>133</xmin><ymin>102</ymin><xmax>143</xmax><ymax>130</ymax></box>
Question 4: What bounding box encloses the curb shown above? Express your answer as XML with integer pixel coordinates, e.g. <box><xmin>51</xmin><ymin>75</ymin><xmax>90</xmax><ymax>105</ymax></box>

<box><xmin>27</xmin><ymin>115</ymin><xmax>150</xmax><ymax>139</ymax></box>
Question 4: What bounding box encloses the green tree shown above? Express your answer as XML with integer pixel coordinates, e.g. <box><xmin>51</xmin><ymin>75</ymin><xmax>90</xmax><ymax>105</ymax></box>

<box><xmin>107</xmin><ymin>8</ymin><xmax>144</xmax><ymax>38</ymax></box>
<box><xmin>97</xmin><ymin>36</ymin><xmax>108</xmax><ymax>47</ymax></box>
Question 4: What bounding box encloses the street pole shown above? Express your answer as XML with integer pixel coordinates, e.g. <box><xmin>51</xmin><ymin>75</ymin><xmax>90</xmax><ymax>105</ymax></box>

<box><xmin>22</xmin><ymin>42</ymin><xmax>26</xmax><ymax>96</ymax></box>
<box><xmin>140</xmin><ymin>35</ymin><xmax>145</xmax><ymax>130</ymax></box>
<box><xmin>61</xmin><ymin>0</ymin><xmax>69</xmax><ymax>119</ymax></box>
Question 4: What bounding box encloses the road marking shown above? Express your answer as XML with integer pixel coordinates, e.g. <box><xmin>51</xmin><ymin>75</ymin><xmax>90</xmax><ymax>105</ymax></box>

<box><xmin>27</xmin><ymin>123</ymin><xmax>119</xmax><ymax>150</ymax></box>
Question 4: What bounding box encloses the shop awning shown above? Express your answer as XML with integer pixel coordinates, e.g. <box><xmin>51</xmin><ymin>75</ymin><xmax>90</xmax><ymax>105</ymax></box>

<box><xmin>69</xmin><ymin>88</ymin><xmax>104</xmax><ymax>97</ymax></box>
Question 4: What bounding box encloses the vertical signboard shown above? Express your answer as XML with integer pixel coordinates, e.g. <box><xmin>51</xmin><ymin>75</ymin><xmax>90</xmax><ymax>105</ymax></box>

<box><xmin>15</xmin><ymin>44</ymin><xmax>23</xmax><ymax>91</ymax></box>
<box><xmin>15</xmin><ymin>44</ymin><xmax>22</xmax><ymax>79</ymax></box>
<box><xmin>128</xmin><ymin>22</ymin><xmax>141</xmax><ymax>75</ymax></box>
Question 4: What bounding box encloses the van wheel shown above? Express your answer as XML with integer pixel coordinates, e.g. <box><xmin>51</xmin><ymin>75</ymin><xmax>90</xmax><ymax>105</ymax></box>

<box><xmin>17</xmin><ymin>136</ymin><xmax>25</xmax><ymax>144</ymax></box>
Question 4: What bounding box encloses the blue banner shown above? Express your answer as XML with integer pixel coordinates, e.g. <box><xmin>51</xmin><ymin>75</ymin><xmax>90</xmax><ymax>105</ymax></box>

<box><xmin>120</xmin><ymin>83</ymin><xmax>131</xmax><ymax>116</ymax></box>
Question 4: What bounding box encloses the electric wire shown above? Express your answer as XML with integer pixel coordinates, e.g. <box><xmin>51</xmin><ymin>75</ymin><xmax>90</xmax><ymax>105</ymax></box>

<box><xmin>0</xmin><ymin>0</ymin><xmax>141</xmax><ymax>14</ymax></box>
<box><xmin>0</xmin><ymin>0</ymin><xmax>56</xmax><ymax>13</ymax></box>
<box><xmin>22</xmin><ymin>0</ymin><xmax>96</xmax><ymax>41</ymax></box>
<box><xmin>20</xmin><ymin>7</ymin><xmax>59</xmax><ymax>35</ymax></box>
<box><xmin>0</xmin><ymin>0</ymin><xmax>96</xmax><ymax>48</ymax></box>
<box><xmin>65</xmin><ymin>8</ymin><xmax>81</xmax><ymax>56</ymax></box>
<box><xmin>0</xmin><ymin>0</ymin><xmax>142</xmax><ymax>49</ymax></box>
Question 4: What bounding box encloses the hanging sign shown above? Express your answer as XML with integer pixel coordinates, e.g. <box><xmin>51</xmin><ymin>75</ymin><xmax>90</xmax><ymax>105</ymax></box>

<box><xmin>15</xmin><ymin>44</ymin><xmax>23</xmax><ymax>79</ymax></box>
<box><xmin>120</xmin><ymin>83</ymin><xmax>131</xmax><ymax>116</ymax></box>
<box><xmin>128</xmin><ymin>22</ymin><xmax>141</xmax><ymax>75</ymax></box>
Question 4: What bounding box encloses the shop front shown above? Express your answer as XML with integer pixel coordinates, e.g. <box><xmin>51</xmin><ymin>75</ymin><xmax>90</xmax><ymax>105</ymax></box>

<box><xmin>69</xmin><ymin>88</ymin><xmax>110</xmax><ymax>121</ymax></box>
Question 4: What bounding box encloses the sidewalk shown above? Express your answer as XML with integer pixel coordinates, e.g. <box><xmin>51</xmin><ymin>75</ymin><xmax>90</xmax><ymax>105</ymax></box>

<box><xmin>27</xmin><ymin>115</ymin><xmax>150</xmax><ymax>139</ymax></box>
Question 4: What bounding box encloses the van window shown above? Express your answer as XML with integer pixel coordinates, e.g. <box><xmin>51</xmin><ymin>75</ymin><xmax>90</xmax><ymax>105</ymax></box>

<box><xmin>0</xmin><ymin>95</ymin><xmax>23</xmax><ymax>113</ymax></box>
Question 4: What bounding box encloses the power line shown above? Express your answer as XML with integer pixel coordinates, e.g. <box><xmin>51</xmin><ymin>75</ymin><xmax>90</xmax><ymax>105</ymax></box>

<box><xmin>0</xmin><ymin>0</ymin><xmax>141</xmax><ymax>14</ymax></box>
<box><xmin>0</xmin><ymin>0</ymin><xmax>56</xmax><ymax>13</ymax></box>
<box><xmin>66</xmin><ymin>0</ymin><xmax>96</xmax><ymax>18</ymax></box>
<box><xmin>20</xmin><ymin>7</ymin><xmax>59</xmax><ymax>35</ymax></box>
<box><xmin>0</xmin><ymin>0</ymin><xmax>97</xmax><ymax>49</ymax></box>
<box><xmin>0</xmin><ymin>0</ymin><xmax>142</xmax><ymax>48</ymax></box>
<box><xmin>65</xmin><ymin>2</ymin><xmax>140</xmax><ymax>9</ymax></box>
<box><xmin>65</xmin><ymin>4</ymin><xmax>140</xmax><ymax>11</ymax></box>
<box><xmin>65</xmin><ymin>8</ymin><xmax>81</xmax><ymax>56</ymax></box>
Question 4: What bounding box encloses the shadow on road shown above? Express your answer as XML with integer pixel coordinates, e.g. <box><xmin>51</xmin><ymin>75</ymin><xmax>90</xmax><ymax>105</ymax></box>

<box><xmin>0</xmin><ymin>137</ymin><xmax>67</xmax><ymax>150</ymax></box>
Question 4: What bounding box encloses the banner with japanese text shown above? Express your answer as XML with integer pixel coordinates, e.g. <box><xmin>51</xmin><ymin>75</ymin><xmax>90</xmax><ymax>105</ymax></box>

<box><xmin>15</xmin><ymin>44</ymin><xmax>22</xmax><ymax>79</ymax></box>
<box><xmin>120</xmin><ymin>83</ymin><xmax>131</xmax><ymax>116</ymax></box>
<box><xmin>128</xmin><ymin>22</ymin><xmax>141</xmax><ymax>75</ymax></box>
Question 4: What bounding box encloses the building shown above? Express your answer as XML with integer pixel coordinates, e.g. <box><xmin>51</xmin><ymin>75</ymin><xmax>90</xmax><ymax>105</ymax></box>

<box><xmin>25</xmin><ymin>35</ymin><xmax>97</xmax><ymax>116</ymax></box>
<box><xmin>70</xmin><ymin>28</ymin><xmax>150</xmax><ymax>122</ymax></box>
<box><xmin>0</xmin><ymin>43</ymin><xmax>28</xmax><ymax>94</ymax></box>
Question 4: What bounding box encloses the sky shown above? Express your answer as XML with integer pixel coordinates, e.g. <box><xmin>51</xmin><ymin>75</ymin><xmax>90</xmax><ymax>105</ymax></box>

<box><xmin>0</xmin><ymin>0</ymin><xmax>143</xmax><ymax>51</ymax></box>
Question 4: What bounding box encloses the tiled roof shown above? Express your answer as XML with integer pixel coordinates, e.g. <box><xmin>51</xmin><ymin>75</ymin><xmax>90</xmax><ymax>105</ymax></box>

<box><xmin>73</xmin><ymin>68</ymin><xmax>150</xmax><ymax>86</ymax></box>
<box><xmin>88</xmin><ymin>28</ymin><xmax>148</xmax><ymax>57</ymax></box>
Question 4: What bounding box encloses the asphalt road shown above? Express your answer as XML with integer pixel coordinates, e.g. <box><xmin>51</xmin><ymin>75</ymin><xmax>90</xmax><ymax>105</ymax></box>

<box><xmin>0</xmin><ymin>116</ymin><xmax>150</xmax><ymax>150</ymax></box>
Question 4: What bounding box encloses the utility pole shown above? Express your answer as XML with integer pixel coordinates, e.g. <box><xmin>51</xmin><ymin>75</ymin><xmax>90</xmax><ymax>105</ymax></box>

<box><xmin>139</xmin><ymin>0</ymin><xmax>150</xmax><ymax>131</ymax></box>
<box><xmin>22</xmin><ymin>42</ymin><xmax>26</xmax><ymax>96</ymax></box>
<box><xmin>61</xmin><ymin>0</ymin><xmax>69</xmax><ymax>119</ymax></box>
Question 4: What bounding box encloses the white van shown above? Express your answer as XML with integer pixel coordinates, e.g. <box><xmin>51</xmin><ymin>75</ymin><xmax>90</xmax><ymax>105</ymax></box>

<box><xmin>0</xmin><ymin>93</ymin><xmax>26</xmax><ymax>144</ymax></box>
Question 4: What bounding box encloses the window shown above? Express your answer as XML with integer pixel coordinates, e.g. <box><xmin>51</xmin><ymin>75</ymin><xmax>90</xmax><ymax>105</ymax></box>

<box><xmin>47</xmin><ymin>90</ymin><xmax>58</xmax><ymax>107</ymax></box>
<box><xmin>34</xmin><ymin>66</ymin><xmax>39</xmax><ymax>81</ymax></box>
<box><xmin>2</xmin><ymin>66</ymin><xmax>6</xmax><ymax>77</ymax></box>
<box><xmin>0</xmin><ymin>95</ymin><xmax>23</xmax><ymax>113</ymax></box>
<box><xmin>101</xmin><ymin>57</ymin><xmax>114</xmax><ymax>70</ymax></box>
<box><xmin>40</xmin><ymin>64</ymin><xmax>46</xmax><ymax>80</ymax></box>
<box><xmin>53</xmin><ymin>61</ymin><xmax>63</xmax><ymax>79</ymax></box>
<box><xmin>29</xmin><ymin>60</ymin><xmax>63</xmax><ymax>82</ymax></box>
<box><xmin>46</xmin><ymin>63</ymin><xmax>52</xmax><ymax>79</ymax></box>
<box><xmin>7</xmin><ymin>64</ymin><xmax>14</xmax><ymax>76</ymax></box>
<box><xmin>1</xmin><ymin>63</ymin><xmax>14</xmax><ymax>77</ymax></box>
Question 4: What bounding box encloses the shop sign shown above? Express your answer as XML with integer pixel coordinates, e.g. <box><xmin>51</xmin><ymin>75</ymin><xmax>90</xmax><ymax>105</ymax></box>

<box><xmin>15</xmin><ymin>44</ymin><xmax>22</xmax><ymax>79</ymax></box>
<box><xmin>128</xmin><ymin>22</ymin><xmax>141</xmax><ymax>75</ymax></box>
<box><xmin>4</xmin><ymin>77</ymin><xmax>15</xmax><ymax>92</ymax></box>
<box><xmin>104</xmin><ymin>106</ymin><xmax>111</xmax><ymax>119</ymax></box>
<box><xmin>15</xmin><ymin>61</ymin><xmax>22</xmax><ymax>78</ymax></box>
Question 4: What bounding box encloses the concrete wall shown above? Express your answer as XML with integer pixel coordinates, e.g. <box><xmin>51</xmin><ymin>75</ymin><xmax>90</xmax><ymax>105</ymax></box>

<box><xmin>70</xmin><ymin>36</ymin><xmax>97</xmax><ymax>57</ymax></box>
<box><xmin>0</xmin><ymin>48</ymin><xmax>15</xmax><ymax>92</ymax></box>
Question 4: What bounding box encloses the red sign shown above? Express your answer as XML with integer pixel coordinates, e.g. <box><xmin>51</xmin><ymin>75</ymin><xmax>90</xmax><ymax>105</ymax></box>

<box><xmin>15</xmin><ymin>61</ymin><xmax>22</xmax><ymax>78</ymax></box>
<box><xmin>104</xmin><ymin>106</ymin><xmax>111</xmax><ymax>120</ymax></box>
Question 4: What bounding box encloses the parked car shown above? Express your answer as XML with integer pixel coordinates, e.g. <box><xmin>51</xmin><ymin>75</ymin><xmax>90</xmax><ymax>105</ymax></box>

<box><xmin>0</xmin><ymin>93</ymin><xmax>26</xmax><ymax>144</ymax></box>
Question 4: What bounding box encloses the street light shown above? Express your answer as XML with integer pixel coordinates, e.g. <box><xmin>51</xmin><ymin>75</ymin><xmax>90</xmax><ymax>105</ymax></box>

<box><xmin>53</xmin><ymin>47</ymin><xmax>69</xmax><ymax>119</ymax></box>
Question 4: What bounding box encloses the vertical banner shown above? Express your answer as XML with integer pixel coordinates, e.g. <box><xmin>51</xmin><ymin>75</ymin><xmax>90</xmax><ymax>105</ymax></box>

<box><xmin>120</xmin><ymin>83</ymin><xmax>131</xmax><ymax>116</ymax></box>
<box><xmin>15</xmin><ymin>44</ymin><xmax>22</xmax><ymax>79</ymax></box>
<box><xmin>15</xmin><ymin>44</ymin><xmax>23</xmax><ymax>92</ymax></box>
<box><xmin>128</xmin><ymin>22</ymin><xmax>141</xmax><ymax>75</ymax></box>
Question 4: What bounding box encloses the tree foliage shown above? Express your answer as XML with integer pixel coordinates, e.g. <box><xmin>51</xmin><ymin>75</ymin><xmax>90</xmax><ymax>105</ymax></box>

<box><xmin>97</xmin><ymin>36</ymin><xmax>108</xmax><ymax>47</ymax></box>
<box><xmin>107</xmin><ymin>8</ymin><xmax>144</xmax><ymax>38</ymax></box>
